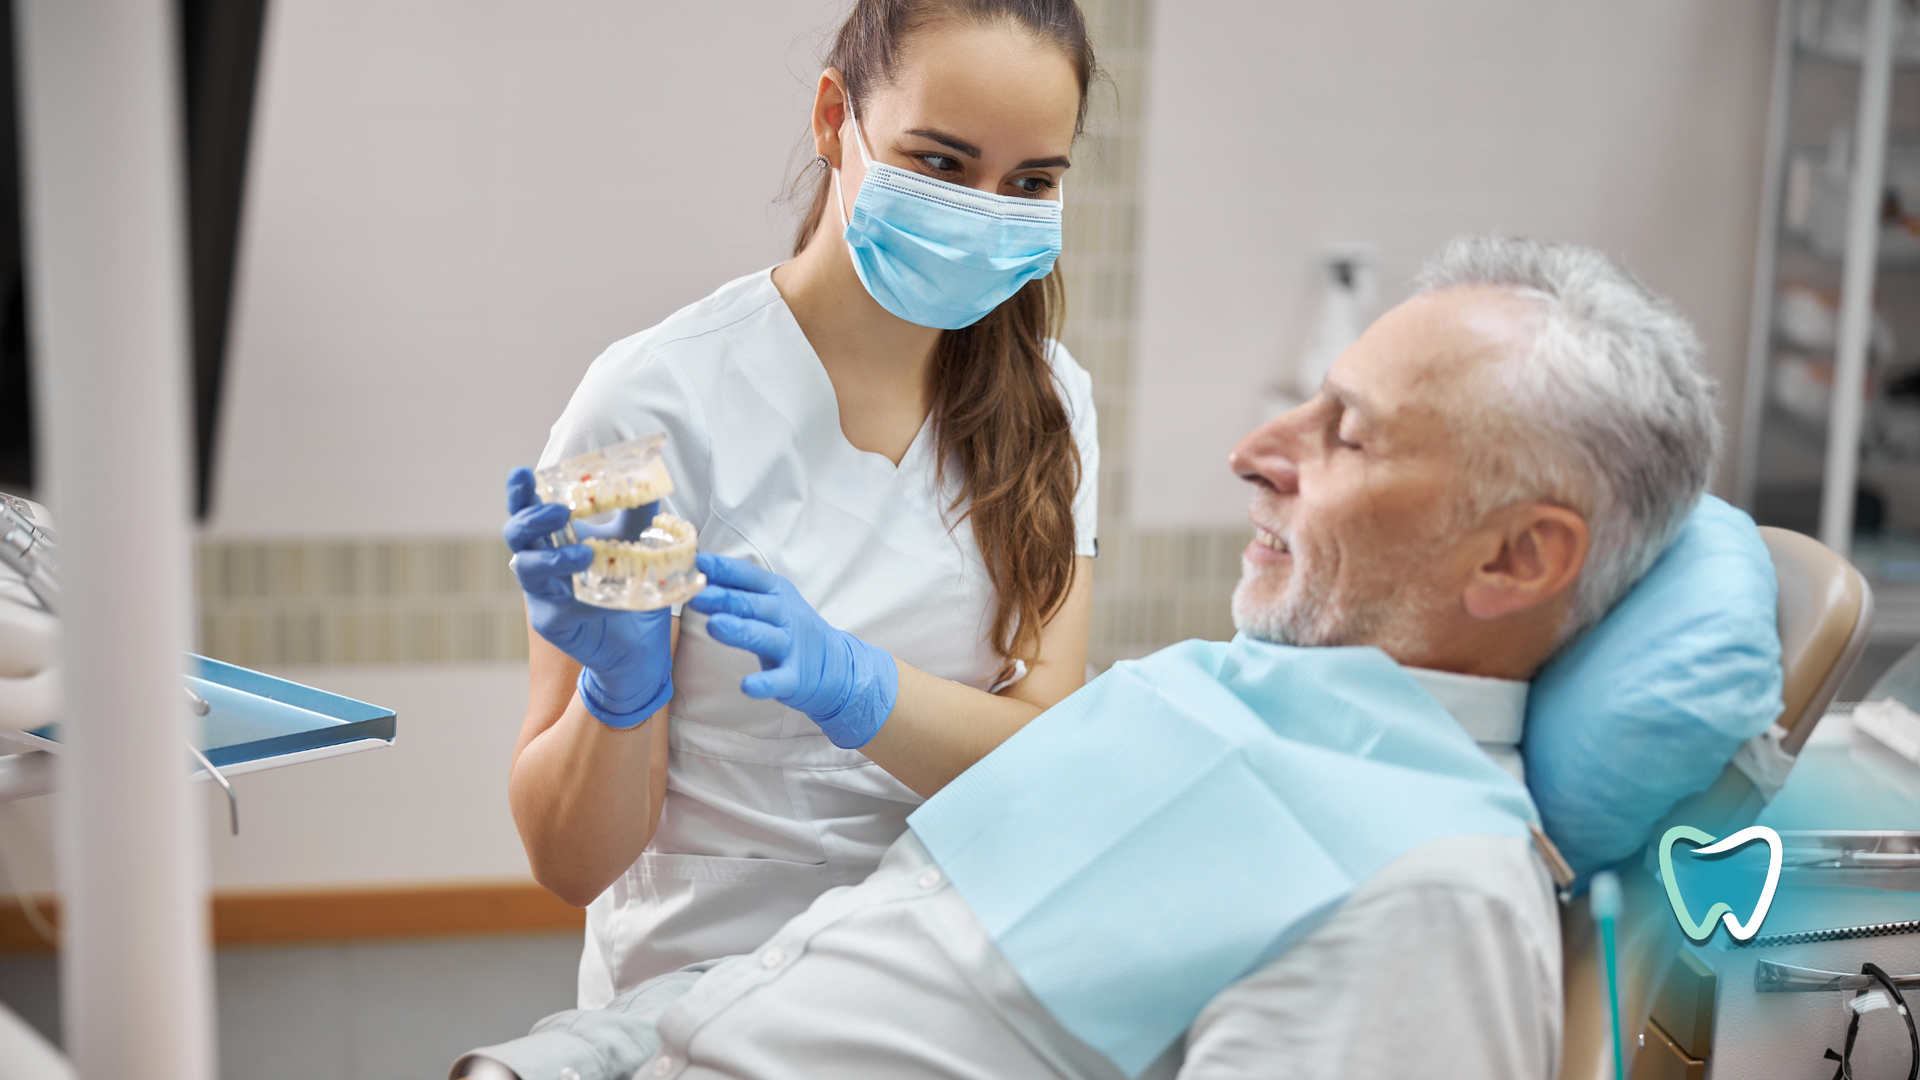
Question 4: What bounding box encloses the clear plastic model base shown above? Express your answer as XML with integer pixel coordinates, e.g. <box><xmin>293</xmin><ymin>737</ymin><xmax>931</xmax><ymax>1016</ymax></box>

<box><xmin>576</xmin><ymin>514</ymin><xmax>705</xmax><ymax>611</ymax></box>
<box><xmin>535</xmin><ymin>433</ymin><xmax>703</xmax><ymax>611</ymax></box>
<box><xmin>534</xmin><ymin>433</ymin><xmax>675</xmax><ymax>520</ymax></box>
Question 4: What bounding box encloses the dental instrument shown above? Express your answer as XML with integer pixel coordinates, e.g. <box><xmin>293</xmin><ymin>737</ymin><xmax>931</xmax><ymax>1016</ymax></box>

<box><xmin>0</xmin><ymin>497</ymin><xmax>58</xmax><ymax>615</ymax></box>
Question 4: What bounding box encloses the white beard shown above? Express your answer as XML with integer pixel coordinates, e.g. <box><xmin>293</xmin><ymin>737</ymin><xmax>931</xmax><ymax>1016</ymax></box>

<box><xmin>1231</xmin><ymin>534</ymin><xmax>1452</xmax><ymax>656</ymax></box>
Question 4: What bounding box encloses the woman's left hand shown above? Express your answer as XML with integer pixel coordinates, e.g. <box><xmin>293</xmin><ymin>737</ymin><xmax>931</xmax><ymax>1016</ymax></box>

<box><xmin>687</xmin><ymin>553</ymin><xmax>899</xmax><ymax>749</ymax></box>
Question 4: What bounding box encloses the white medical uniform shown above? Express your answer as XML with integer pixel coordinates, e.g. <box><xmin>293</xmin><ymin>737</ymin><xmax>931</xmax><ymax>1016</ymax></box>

<box><xmin>538</xmin><ymin>268</ymin><xmax>1099</xmax><ymax>1008</ymax></box>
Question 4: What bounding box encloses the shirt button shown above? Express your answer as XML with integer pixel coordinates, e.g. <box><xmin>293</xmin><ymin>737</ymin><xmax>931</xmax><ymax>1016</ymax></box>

<box><xmin>919</xmin><ymin>869</ymin><xmax>942</xmax><ymax>889</ymax></box>
<box><xmin>652</xmin><ymin>1056</ymin><xmax>674</xmax><ymax>1076</ymax></box>
<box><xmin>559</xmin><ymin>1070</ymin><xmax>581</xmax><ymax>1080</ymax></box>
<box><xmin>760</xmin><ymin>947</ymin><xmax>784</xmax><ymax>968</ymax></box>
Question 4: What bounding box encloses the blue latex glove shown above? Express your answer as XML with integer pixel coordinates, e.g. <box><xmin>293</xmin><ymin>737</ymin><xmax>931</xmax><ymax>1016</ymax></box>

<box><xmin>686</xmin><ymin>553</ymin><xmax>899</xmax><ymax>749</ymax></box>
<box><xmin>503</xmin><ymin>468</ymin><xmax>673</xmax><ymax>728</ymax></box>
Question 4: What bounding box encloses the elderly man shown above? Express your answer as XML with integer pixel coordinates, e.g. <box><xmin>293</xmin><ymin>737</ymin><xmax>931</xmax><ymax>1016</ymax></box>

<box><xmin>455</xmin><ymin>235</ymin><xmax>1720</xmax><ymax>1080</ymax></box>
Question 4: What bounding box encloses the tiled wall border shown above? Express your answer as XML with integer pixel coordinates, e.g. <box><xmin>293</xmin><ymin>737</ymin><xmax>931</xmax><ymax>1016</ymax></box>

<box><xmin>197</xmin><ymin>538</ymin><xmax>528</xmax><ymax>666</ymax></box>
<box><xmin>1069</xmin><ymin>0</ymin><xmax>1245</xmax><ymax>670</ymax></box>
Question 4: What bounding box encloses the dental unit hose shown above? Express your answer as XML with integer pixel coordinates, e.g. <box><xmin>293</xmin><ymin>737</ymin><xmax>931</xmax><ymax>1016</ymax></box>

<box><xmin>1590</xmin><ymin>870</ymin><xmax>1625</xmax><ymax>1080</ymax></box>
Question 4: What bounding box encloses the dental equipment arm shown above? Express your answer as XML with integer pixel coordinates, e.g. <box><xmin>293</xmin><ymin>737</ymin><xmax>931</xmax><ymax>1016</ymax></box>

<box><xmin>0</xmin><ymin>511</ymin><xmax>60</xmax><ymax>730</ymax></box>
<box><xmin>0</xmin><ymin>500</ymin><xmax>57</xmax><ymax>616</ymax></box>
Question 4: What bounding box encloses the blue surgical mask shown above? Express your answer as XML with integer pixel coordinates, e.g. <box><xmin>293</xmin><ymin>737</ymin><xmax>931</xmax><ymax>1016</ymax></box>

<box><xmin>834</xmin><ymin>106</ymin><xmax>1063</xmax><ymax>330</ymax></box>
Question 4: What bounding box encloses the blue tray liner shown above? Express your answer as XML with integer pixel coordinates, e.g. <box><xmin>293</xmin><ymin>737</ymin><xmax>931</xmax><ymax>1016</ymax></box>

<box><xmin>190</xmin><ymin>655</ymin><xmax>388</xmax><ymax>723</ymax></box>
<box><xmin>26</xmin><ymin>656</ymin><xmax>396</xmax><ymax>769</ymax></box>
<box><xmin>187</xmin><ymin>656</ymin><xmax>394</xmax><ymax>768</ymax></box>
<box><xmin>190</xmin><ymin>675</ymin><xmax>340</xmax><ymax>747</ymax></box>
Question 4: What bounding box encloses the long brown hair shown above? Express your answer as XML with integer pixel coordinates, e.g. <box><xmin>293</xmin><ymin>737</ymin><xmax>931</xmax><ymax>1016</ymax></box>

<box><xmin>794</xmin><ymin>0</ymin><xmax>1095</xmax><ymax>668</ymax></box>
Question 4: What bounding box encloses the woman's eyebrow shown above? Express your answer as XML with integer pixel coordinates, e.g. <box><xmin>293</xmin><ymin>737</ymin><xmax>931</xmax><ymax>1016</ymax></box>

<box><xmin>902</xmin><ymin>129</ymin><xmax>1072</xmax><ymax>172</ymax></box>
<box><xmin>904</xmin><ymin>128</ymin><xmax>982</xmax><ymax>159</ymax></box>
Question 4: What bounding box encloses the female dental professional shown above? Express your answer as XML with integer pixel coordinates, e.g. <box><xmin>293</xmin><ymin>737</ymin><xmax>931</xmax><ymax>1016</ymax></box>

<box><xmin>500</xmin><ymin>0</ymin><xmax>1101</xmax><ymax>1007</ymax></box>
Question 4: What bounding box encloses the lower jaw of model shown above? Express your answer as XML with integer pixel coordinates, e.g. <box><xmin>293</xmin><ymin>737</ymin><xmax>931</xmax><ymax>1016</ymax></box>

<box><xmin>575</xmin><ymin>513</ymin><xmax>705</xmax><ymax>611</ymax></box>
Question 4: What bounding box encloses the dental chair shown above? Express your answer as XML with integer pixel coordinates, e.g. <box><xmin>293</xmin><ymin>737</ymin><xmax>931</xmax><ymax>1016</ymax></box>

<box><xmin>1557</xmin><ymin>526</ymin><xmax>1875</xmax><ymax>1080</ymax></box>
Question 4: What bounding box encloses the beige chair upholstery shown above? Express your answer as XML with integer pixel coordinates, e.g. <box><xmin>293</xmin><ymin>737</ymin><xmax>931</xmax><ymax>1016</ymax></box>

<box><xmin>1556</xmin><ymin>527</ymin><xmax>1873</xmax><ymax>1080</ymax></box>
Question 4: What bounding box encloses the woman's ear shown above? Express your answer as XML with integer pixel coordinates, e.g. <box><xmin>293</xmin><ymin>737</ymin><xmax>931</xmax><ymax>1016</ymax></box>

<box><xmin>811</xmin><ymin>69</ymin><xmax>850</xmax><ymax>166</ymax></box>
<box><xmin>1461</xmin><ymin>504</ymin><xmax>1589</xmax><ymax>621</ymax></box>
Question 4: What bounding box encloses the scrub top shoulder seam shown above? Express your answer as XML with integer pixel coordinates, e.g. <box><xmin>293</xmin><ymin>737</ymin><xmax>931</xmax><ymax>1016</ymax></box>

<box><xmin>629</xmin><ymin>270</ymin><xmax>785</xmax><ymax>357</ymax></box>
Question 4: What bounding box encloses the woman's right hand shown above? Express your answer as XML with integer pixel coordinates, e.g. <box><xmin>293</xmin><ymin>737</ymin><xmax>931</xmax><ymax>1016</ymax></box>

<box><xmin>504</xmin><ymin>468</ymin><xmax>673</xmax><ymax>727</ymax></box>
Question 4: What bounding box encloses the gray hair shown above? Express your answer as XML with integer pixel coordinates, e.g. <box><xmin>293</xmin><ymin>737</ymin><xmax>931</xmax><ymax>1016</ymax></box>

<box><xmin>1416</xmin><ymin>236</ymin><xmax>1722</xmax><ymax>640</ymax></box>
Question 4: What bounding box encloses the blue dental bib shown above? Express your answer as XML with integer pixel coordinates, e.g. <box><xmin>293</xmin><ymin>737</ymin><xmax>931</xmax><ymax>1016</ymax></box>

<box><xmin>908</xmin><ymin>636</ymin><xmax>1537</xmax><ymax>1076</ymax></box>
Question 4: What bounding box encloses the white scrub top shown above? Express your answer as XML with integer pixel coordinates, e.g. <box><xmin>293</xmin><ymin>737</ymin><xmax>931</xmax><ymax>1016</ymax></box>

<box><xmin>539</xmin><ymin>268</ymin><xmax>1099</xmax><ymax>1007</ymax></box>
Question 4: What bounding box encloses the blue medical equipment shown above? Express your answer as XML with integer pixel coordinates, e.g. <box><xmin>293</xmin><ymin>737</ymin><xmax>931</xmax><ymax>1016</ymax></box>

<box><xmin>910</xmin><ymin>635</ymin><xmax>1536</xmax><ymax>1076</ymax></box>
<box><xmin>690</xmin><ymin>552</ymin><xmax>899</xmax><ymax>750</ymax></box>
<box><xmin>1527</xmin><ymin>495</ymin><xmax>1784</xmax><ymax>878</ymax></box>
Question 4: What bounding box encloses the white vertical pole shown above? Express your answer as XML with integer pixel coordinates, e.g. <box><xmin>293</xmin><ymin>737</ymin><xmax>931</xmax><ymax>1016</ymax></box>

<box><xmin>1735</xmin><ymin>0</ymin><xmax>1798</xmax><ymax>510</ymax></box>
<box><xmin>1819</xmin><ymin>0</ymin><xmax>1897</xmax><ymax>556</ymax></box>
<box><xmin>13</xmin><ymin>2</ymin><xmax>213</xmax><ymax>1079</ymax></box>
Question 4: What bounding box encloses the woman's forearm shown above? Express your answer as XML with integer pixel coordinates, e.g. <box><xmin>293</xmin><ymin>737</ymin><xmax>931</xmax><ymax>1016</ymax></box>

<box><xmin>509</xmin><ymin>692</ymin><xmax>666</xmax><ymax>905</ymax></box>
<box><xmin>845</xmin><ymin>556</ymin><xmax>1095</xmax><ymax>798</ymax></box>
<box><xmin>510</xmin><ymin>618</ymin><xmax>677</xmax><ymax>907</ymax></box>
<box><xmin>858</xmin><ymin>664</ymin><xmax>1045</xmax><ymax>798</ymax></box>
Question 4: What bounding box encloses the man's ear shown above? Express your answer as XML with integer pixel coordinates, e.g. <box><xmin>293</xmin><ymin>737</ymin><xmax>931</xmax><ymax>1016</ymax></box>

<box><xmin>1461</xmin><ymin>504</ymin><xmax>1589</xmax><ymax>621</ymax></box>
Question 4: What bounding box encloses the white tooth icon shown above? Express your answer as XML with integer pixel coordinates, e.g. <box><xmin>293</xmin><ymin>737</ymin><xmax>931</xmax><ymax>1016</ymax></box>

<box><xmin>1658</xmin><ymin>824</ymin><xmax>1783</xmax><ymax>943</ymax></box>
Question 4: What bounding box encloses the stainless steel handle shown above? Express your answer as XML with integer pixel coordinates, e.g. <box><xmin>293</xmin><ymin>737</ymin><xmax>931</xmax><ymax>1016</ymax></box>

<box><xmin>184</xmin><ymin>742</ymin><xmax>238</xmax><ymax>835</ymax></box>
<box><xmin>1758</xmin><ymin>960</ymin><xmax>1920</xmax><ymax>992</ymax></box>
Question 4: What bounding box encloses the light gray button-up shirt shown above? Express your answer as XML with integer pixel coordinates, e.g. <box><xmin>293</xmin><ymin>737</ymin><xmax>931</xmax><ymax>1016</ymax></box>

<box><xmin>457</xmin><ymin>668</ymin><xmax>1561</xmax><ymax>1080</ymax></box>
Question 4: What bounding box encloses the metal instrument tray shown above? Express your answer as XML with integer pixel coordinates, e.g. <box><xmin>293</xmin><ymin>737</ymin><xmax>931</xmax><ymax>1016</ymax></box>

<box><xmin>5</xmin><ymin>654</ymin><xmax>396</xmax><ymax>774</ymax></box>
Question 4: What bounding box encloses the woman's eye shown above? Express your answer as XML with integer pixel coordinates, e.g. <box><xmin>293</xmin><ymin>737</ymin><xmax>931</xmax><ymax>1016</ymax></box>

<box><xmin>917</xmin><ymin>154</ymin><xmax>961</xmax><ymax>174</ymax></box>
<box><xmin>1013</xmin><ymin>176</ymin><xmax>1057</xmax><ymax>196</ymax></box>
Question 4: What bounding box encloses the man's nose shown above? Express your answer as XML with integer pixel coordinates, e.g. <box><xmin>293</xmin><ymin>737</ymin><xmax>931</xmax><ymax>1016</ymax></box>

<box><xmin>1228</xmin><ymin>410</ymin><xmax>1304</xmax><ymax>495</ymax></box>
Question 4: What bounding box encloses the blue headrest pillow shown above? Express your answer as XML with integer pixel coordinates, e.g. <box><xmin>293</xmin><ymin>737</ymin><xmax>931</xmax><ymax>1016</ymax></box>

<box><xmin>1525</xmin><ymin>495</ymin><xmax>1783</xmax><ymax>879</ymax></box>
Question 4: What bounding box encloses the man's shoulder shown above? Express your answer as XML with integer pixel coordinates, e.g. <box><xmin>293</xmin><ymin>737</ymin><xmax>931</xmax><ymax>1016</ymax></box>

<box><xmin>1329</xmin><ymin>833</ymin><xmax>1561</xmax><ymax>982</ymax></box>
<box><xmin>1358</xmin><ymin>833</ymin><xmax>1556</xmax><ymax>910</ymax></box>
<box><xmin>1272</xmin><ymin>833</ymin><xmax>1559</xmax><ymax>977</ymax></box>
<box><xmin>1179</xmin><ymin>834</ymin><xmax>1562</xmax><ymax>1080</ymax></box>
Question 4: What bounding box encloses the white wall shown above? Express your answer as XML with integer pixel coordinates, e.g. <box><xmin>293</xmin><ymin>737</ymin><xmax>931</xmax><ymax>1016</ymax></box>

<box><xmin>104</xmin><ymin>0</ymin><xmax>1776</xmax><ymax>895</ymax></box>
<box><xmin>0</xmin><ymin>667</ymin><xmax>533</xmax><ymax>894</ymax></box>
<box><xmin>209</xmin><ymin>0</ymin><xmax>833</xmax><ymax>538</ymax></box>
<box><xmin>1128</xmin><ymin>1</ymin><xmax>1775</xmax><ymax>527</ymax></box>
<box><xmin>161</xmin><ymin>1</ymin><xmax>846</xmax><ymax>893</ymax></box>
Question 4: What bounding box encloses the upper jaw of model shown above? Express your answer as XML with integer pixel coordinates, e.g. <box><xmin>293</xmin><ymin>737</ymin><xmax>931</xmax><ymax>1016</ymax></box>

<box><xmin>534</xmin><ymin>433</ymin><xmax>705</xmax><ymax>611</ymax></box>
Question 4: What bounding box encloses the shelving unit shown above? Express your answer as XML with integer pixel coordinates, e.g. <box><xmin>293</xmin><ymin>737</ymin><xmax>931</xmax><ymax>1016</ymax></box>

<box><xmin>1740</xmin><ymin>0</ymin><xmax>1920</xmax><ymax>660</ymax></box>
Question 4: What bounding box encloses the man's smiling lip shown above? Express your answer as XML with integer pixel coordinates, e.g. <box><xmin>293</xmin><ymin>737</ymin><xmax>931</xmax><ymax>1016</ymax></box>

<box><xmin>1246</xmin><ymin>523</ymin><xmax>1291</xmax><ymax>564</ymax></box>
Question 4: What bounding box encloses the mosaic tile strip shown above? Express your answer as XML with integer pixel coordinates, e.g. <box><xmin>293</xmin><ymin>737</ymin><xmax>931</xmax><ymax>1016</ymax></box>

<box><xmin>197</xmin><ymin>537</ymin><xmax>528</xmax><ymax>667</ymax></box>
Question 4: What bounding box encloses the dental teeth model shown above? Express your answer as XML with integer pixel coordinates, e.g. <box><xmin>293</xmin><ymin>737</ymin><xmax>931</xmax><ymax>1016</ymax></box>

<box><xmin>534</xmin><ymin>434</ymin><xmax>705</xmax><ymax>611</ymax></box>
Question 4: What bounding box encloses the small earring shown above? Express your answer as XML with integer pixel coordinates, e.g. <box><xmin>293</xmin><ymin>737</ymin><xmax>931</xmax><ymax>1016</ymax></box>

<box><xmin>812</xmin><ymin>154</ymin><xmax>830</xmax><ymax>170</ymax></box>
